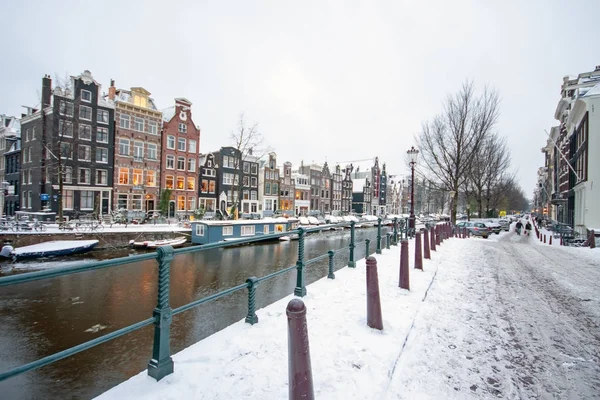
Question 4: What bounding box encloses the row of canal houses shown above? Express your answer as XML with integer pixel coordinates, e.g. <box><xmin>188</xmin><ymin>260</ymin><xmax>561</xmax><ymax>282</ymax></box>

<box><xmin>0</xmin><ymin>70</ymin><xmax>405</xmax><ymax>220</ymax></box>
<box><xmin>537</xmin><ymin>64</ymin><xmax>600</xmax><ymax>235</ymax></box>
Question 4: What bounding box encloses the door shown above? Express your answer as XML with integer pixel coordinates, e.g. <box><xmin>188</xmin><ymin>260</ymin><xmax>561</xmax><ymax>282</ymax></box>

<box><xmin>146</xmin><ymin>200</ymin><xmax>155</xmax><ymax>211</ymax></box>
<box><xmin>168</xmin><ymin>201</ymin><xmax>175</xmax><ymax>218</ymax></box>
<box><xmin>102</xmin><ymin>198</ymin><xmax>109</xmax><ymax>214</ymax></box>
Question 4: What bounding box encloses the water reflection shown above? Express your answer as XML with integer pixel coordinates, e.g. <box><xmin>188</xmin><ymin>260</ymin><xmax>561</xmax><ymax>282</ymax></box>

<box><xmin>0</xmin><ymin>228</ymin><xmax>387</xmax><ymax>399</ymax></box>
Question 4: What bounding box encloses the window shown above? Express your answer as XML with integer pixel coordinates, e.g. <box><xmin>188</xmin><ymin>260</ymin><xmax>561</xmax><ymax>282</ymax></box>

<box><xmin>201</xmin><ymin>180</ymin><xmax>208</xmax><ymax>193</ymax></box>
<box><xmin>223</xmin><ymin>173</ymin><xmax>239</xmax><ymax>185</ymax></box>
<box><xmin>178</xmin><ymin>123</ymin><xmax>187</xmax><ymax>133</ymax></box>
<box><xmin>80</xmin><ymin>191</ymin><xmax>94</xmax><ymax>209</ymax></box>
<box><xmin>177</xmin><ymin>195</ymin><xmax>185</xmax><ymax>210</ymax></box>
<box><xmin>79</xmin><ymin>124</ymin><xmax>92</xmax><ymax>140</ymax></box>
<box><xmin>177</xmin><ymin>176</ymin><xmax>185</xmax><ymax>190</ymax></box>
<box><xmin>147</xmin><ymin>143</ymin><xmax>157</xmax><ymax>160</ymax></box>
<box><xmin>251</xmin><ymin>177</ymin><xmax>257</xmax><ymax>187</ymax></box>
<box><xmin>148</xmin><ymin>121</ymin><xmax>158</xmax><ymax>135</ymax></box>
<box><xmin>251</xmin><ymin>191</ymin><xmax>257</xmax><ymax>200</ymax></box>
<box><xmin>241</xmin><ymin>225</ymin><xmax>255</xmax><ymax>236</ymax></box>
<box><xmin>132</xmin><ymin>169</ymin><xmax>143</xmax><ymax>186</ymax></box>
<box><xmin>196</xmin><ymin>224</ymin><xmax>205</xmax><ymax>236</ymax></box>
<box><xmin>119</xmin><ymin>168</ymin><xmax>129</xmax><ymax>184</ymax></box>
<box><xmin>134</xmin><ymin>141</ymin><xmax>144</xmax><ymax>160</ymax></box>
<box><xmin>78</xmin><ymin>145</ymin><xmax>91</xmax><ymax>161</ymax></box>
<box><xmin>178</xmin><ymin>138</ymin><xmax>186</xmax><ymax>151</ymax></box>
<box><xmin>188</xmin><ymin>140</ymin><xmax>196</xmax><ymax>153</ymax></box>
<box><xmin>97</xmin><ymin>110</ymin><xmax>109</xmax><ymax>124</ymax></box>
<box><xmin>79</xmin><ymin>105</ymin><xmax>92</xmax><ymax>120</ymax></box>
<box><xmin>63</xmin><ymin>190</ymin><xmax>74</xmax><ymax>209</ymax></box>
<box><xmin>209</xmin><ymin>181</ymin><xmax>215</xmax><ymax>193</ymax></box>
<box><xmin>119</xmin><ymin>138</ymin><xmax>130</xmax><ymax>156</ymax></box>
<box><xmin>96</xmin><ymin>147</ymin><xmax>108</xmax><ymax>163</ymax></box>
<box><xmin>165</xmin><ymin>175</ymin><xmax>174</xmax><ymax>189</ymax></box>
<box><xmin>60</xmin><ymin>101</ymin><xmax>74</xmax><ymax>116</ymax></box>
<box><xmin>177</xmin><ymin>156</ymin><xmax>185</xmax><ymax>170</ymax></box>
<box><xmin>32</xmin><ymin>126</ymin><xmax>36</xmax><ymax>141</ymax></box>
<box><xmin>187</xmin><ymin>197</ymin><xmax>195</xmax><ymax>211</ymax></box>
<box><xmin>167</xmin><ymin>135</ymin><xmax>175</xmax><ymax>149</ymax></box>
<box><xmin>133</xmin><ymin>95</ymin><xmax>147</xmax><ymax>108</ymax></box>
<box><xmin>243</xmin><ymin>162</ymin><xmax>250</xmax><ymax>173</ymax></box>
<box><xmin>222</xmin><ymin>226</ymin><xmax>233</xmax><ymax>236</ymax></box>
<box><xmin>22</xmin><ymin>170</ymin><xmax>27</xmax><ymax>184</ymax></box>
<box><xmin>187</xmin><ymin>177</ymin><xmax>195</xmax><ymax>190</ymax></box>
<box><xmin>59</xmin><ymin>120</ymin><xmax>73</xmax><ymax>137</ymax></box>
<box><xmin>264</xmin><ymin>225</ymin><xmax>270</xmax><ymax>234</ymax></box>
<box><xmin>64</xmin><ymin>166</ymin><xmax>72</xmax><ymax>183</ymax></box>
<box><xmin>223</xmin><ymin>155</ymin><xmax>236</xmax><ymax>168</ymax></box>
<box><xmin>251</xmin><ymin>164</ymin><xmax>258</xmax><ymax>174</ymax></box>
<box><xmin>204</xmin><ymin>168</ymin><xmax>215</xmax><ymax>177</ymax></box>
<box><xmin>120</xmin><ymin>114</ymin><xmax>130</xmax><ymax>129</ymax></box>
<box><xmin>96</xmin><ymin>127</ymin><xmax>108</xmax><ymax>143</ymax></box>
<box><xmin>146</xmin><ymin>170</ymin><xmax>156</xmax><ymax>187</ymax></box>
<box><xmin>78</xmin><ymin>168</ymin><xmax>91</xmax><ymax>184</ymax></box>
<box><xmin>81</xmin><ymin>89</ymin><xmax>92</xmax><ymax>102</ymax></box>
<box><xmin>188</xmin><ymin>158</ymin><xmax>196</xmax><ymax>172</ymax></box>
<box><xmin>117</xmin><ymin>194</ymin><xmax>128</xmax><ymax>210</ymax></box>
<box><xmin>266</xmin><ymin>183</ymin><xmax>271</xmax><ymax>195</ymax></box>
<box><xmin>131</xmin><ymin>194</ymin><xmax>142</xmax><ymax>210</ymax></box>
<box><xmin>166</xmin><ymin>155</ymin><xmax>175</xmax><ymax>169</ymax></box>
<box><xmin>28</xmin><ymin>169</ymin><xmax>32</xmax><ymax>184</ymax></box>
<box><xmin>243</xmin><ymin>176</ymin><xmax>249</xmax><ymax>186</ymax></box>
<box><xmin>96</xmin><ymin>169</ymin><xmax>107</xmax><ymax>185</ymax></box>
<box><xmin>134</xmin><ymin>117</ymin><xmax>144</xmax><ymax>132</ymax></box>
<box><xmin>243</xmin><ymin>190</ymin><xmax>249</xmax><ymax>200</ymax></box>
<box><xmin>273</xmin><ymin>183</ymin><xmax>278</xmax><ymax>194</ymax></box>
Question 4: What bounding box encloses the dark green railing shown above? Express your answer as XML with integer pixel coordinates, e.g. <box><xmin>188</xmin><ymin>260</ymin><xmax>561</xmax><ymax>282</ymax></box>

<box><xmin>0</xmin><ymin>218</ymin><xmax>408</xmax><ymax>383</ymax></box>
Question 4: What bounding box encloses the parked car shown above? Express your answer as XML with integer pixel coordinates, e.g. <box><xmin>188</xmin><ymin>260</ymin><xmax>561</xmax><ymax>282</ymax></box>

<box><xmin>485</xmin><ymin>220</ymin><xmax>502</xmax><ymax>234</ymax></box>
<box><xmin>465</xmin><ymin>221</ymin><xmax>489</xmax><ymax>238</ymax></box>
<box><xmin>498</xmin><ymin>219</ymin><xmax>510</xmax><ymax>231</ymax></box>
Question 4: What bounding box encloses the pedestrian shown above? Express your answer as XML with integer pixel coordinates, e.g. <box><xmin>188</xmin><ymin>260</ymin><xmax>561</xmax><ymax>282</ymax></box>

<box><xmin>515</xmin><ymin>220</ymin><xmax>523</xmax><ymax>235</ymax></box>
<box><xmin>525</xmin><ymin>221</ymin><xmax>532</xmax><ymax>236</ymax></box>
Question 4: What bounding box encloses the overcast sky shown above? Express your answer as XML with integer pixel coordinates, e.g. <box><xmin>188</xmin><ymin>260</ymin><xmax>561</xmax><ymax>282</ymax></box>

<box><xmin>2</xmin><ymin>0</ymin><xmax>598</xmax><ymax>196</ymax></box>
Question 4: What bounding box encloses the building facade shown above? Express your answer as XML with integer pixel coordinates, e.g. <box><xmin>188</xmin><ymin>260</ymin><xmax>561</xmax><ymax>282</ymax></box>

<box><xmin>0</xmin><ymin>114</ymin><xmax>20</xmax><ymax>217</ymax></box>
<box><xmin>259</xmin><ymin>152</ymin><xmax>280</xmax><ymax>217</ymax></box>
<box><xmin>21</xmin><ymin>71</ymin><xmax>115</xmax><ymax>217</ymax></box>
<box><xmin>198</xmin><ymin>153</ymin><xmax>218</xmax><ymax>216</ymax></box>
<box><xmin>109</xmin><ymin>83</ymin><xmax>162</xmax><ymax>213</ymax></box>
<box><xmin>161</xmin><ymin>98</ymin><xmax>200</xmax><ymax>217</ymax></box>
<box><xmin>292</xmin><ymin>171</ymin><xmax>310</xmax><ymax>216</ymax></box>
<box><xmin>279</xmin><ymin>161</ymin><xmax>295</xmax><ymax>215</ymax></box>
<box><xmin>320</xmin><ymin>162</ymin><xmax>331</xmax><ymax>214</ymax></box>
<box><xmin>341</xmin><ymin>165</ymin><xmax>353</xmax><ymax>214</ymax></box>
<box><xmin>331</xmin><ymin>165</ymin><xmax>342</xmax><ymax>213</ymax></box>
<box><xmin>300</xmin><ymin>163</ymin><xmax>322</xmax><ymax>215</ymax></box>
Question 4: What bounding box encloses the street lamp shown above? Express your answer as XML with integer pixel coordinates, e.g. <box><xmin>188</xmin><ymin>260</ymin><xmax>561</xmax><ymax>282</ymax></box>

<box><xmin>407</xmin><ymin>146</ymin><xmax>419</xmax><ymax>230</ymax></box>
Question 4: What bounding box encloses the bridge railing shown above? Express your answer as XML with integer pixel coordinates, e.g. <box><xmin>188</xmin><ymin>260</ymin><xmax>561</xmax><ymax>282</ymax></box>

<box><xmin>0</xmin><ymin>217</ymin><xmax>407</xmax><ymax>383</ymax></box>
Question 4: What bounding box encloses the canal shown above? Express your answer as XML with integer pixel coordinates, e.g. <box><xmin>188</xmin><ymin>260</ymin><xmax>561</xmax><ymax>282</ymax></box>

<box><xmin>0</xmin><ymin>227</ymin><xmax>389</xmax><ymax>399</ymax></box>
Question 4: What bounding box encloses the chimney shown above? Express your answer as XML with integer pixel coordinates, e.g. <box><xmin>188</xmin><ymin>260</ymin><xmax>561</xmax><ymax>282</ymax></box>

<box><xmin>42</xmin><ymin>74</ymin><xmax>52</xmax><ymax>108</ymax></box>
<box><xmin>108</xmin><ymin>79</ymin><xmax>116</xmax><ymax>100</ymax></box>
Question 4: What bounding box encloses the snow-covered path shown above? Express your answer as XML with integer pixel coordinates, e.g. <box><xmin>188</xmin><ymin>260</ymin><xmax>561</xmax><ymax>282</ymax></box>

<box><xmin>387</xmin><ymin>233</ymin><xmax>600</xmax><ymax>399</ymax></box>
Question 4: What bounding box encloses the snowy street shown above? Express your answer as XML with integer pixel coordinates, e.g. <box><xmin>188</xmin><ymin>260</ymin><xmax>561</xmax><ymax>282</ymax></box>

<box><xmin>387</xmin><ymin>232</ymin><xmax>600</xmax><ymax>399</ymax></box>
<box><xmin>96</xmin><ymin>229</ymin><xmax>600</xmax><ymax>400</ymax></box>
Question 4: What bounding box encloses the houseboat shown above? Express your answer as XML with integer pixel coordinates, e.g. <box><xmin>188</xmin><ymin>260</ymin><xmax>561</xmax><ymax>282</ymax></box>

<box><xmin>191</xmin><ymin>218</ymin><xmax>299</xmax><ymax>245</ymax></box>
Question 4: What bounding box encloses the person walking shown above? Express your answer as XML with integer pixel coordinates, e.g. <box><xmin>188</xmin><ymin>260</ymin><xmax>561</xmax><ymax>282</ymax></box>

<box><xmin>515</xmin><ymin>220</ymin><xmax>523</xmax><ymax>235</ymax></box>
<box><xmin>525</xmin><ymin>221</ymin><xmax>532</xmax><ymax>236</ymax></box>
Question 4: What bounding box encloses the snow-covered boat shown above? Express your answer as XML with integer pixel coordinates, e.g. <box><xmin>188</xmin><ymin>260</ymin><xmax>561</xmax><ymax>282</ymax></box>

<box><xmin>130</xmin><ymin>236</ymin><xmax>187</xmax><ymax>249</ymax></box>
<box><xmin>9</xmin><ymin>240</ymin><xmax>99</xmax><ymax>260</ymax></box>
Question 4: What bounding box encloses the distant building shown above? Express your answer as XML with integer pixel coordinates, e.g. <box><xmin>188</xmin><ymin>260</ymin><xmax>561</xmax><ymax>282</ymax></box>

<box><xmin>292</xmin><ymin>170</ymin><xmax>310</xmax><ymax>216</ymax></box>
<box><xmin>352</xmin><ymin>177</ymin><xmax>371</xmax><ymax>215</ymax></box>
<box><xmin>258</xmin><ymin>152</ymin><xmax>280</xmax><ymax>217</ymax></box>
<box><xmin>198</xmin><ymin>153</ymin><xmax>218</xmax><ymax>215</ymax></box>
<box><xmin>279</xmin><ymin>161</ymin><xmax>295</xmax><ymax>215</ymax></box>
<box><xmin>161</xmin><ymin>98</ymin><xmax>200</xmax><ymax>217</ymax></box>
<box><xmin>299</xmin><ymin>162</ymin><xmax>322</xmax><ymax>215</ymax></box>
<box><xmin>341</xmin><ymin>165</ymin><xmax>353</xmax><ymax>214</ymax></box>
<box><xmin>320</xmin><ymin>162</ymin><xmax>331</xmax><ymax>214</ymax></box>
<box><xmin>331</xmin><ymin>165</ymin><xmax>342</xmax><ymax>213</ymax></box>
<box><xmin>108</xmin><ymin>82</ymin><xmax>162</xmax><ymax>213</ymax></box>
<box><xmin>0</xmin><ymin>114</ymin><xmax>20</xmax><ymax>216</ymax></box>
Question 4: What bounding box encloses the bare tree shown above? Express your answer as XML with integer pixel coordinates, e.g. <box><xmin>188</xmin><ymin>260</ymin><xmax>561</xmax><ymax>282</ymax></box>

<box><xmin>415</xmin><ymin>81</ymin><xmax>500</xmax><ymax>223</ymax></box>
<box><xmin>227</xmin><ymin>113</ymin><xmax>272</xmax><ymax>218</ymax></box>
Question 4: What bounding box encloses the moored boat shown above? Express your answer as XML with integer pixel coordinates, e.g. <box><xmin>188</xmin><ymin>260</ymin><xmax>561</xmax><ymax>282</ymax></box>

<box><xmin>130</xmin><ymin>236</ymin><xmax>187</xmax><ymax>249</ymax></box>
<box><xmin>9</xmin><ymin>240</ymin><xmax>99</xmax><ymax>260</ymax></box>
<box><xmin>191</xmin><ymin>219</ymin><xmax>298</xmax><ymax>245</ymax></box>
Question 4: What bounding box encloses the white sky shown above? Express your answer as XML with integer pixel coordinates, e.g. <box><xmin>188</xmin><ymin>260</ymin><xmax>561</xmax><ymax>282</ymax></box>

<box><xmin>2</xmin><ymin>0</ymin><xmax>599</xmax><ymax>196</ymax></box>
<box><xmin>95</xmin><ymin>225</ymin><xmax>600</xmax><ymax>399</ymax></box>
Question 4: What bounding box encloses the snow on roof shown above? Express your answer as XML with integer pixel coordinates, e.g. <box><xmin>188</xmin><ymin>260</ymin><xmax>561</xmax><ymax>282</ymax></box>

<box><xmin>582</xmin><ymin>83</ymin><xmax>600</xmax><ymax>98</ymax></box>
<box><xmin>352</xmin><ymin>178</ymin><xmax>367</xmax><ymax>192</ymax></box>
<box><xmin>162</xmin><ymin>106</ymin><xmax>176</xmax><ymax>122</ymax></box>
<box><xmin>114</xmin><ymin>89</ymin><xmax>159</xmax><ymax>111</ymax></box>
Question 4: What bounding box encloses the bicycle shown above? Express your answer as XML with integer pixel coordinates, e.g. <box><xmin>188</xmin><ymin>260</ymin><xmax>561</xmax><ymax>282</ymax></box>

<box><xmin>32</xmin><ymin>220</ymin><xmax>47</xmax><ymax>232</ymax></box>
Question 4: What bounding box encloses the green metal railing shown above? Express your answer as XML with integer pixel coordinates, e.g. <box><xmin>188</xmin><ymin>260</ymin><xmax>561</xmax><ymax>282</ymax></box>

<box><xmin>0</xmin><ymin>218</ymin><xmax>408</xmax><ymax>383</ymax></box>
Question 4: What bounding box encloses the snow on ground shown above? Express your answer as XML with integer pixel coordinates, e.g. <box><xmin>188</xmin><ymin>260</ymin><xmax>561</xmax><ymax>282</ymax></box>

<box><xmin>96</xmin><ymin>229</ymin><xmax>600</xmax><ymax>400</ymax></box>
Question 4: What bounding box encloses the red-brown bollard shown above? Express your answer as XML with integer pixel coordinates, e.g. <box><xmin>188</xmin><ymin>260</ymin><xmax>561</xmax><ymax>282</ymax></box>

<box><xmin>287</xmin><ymin>299</ymin><xmax>314</xmax><ymax>400</ymax></box>
<box><xmin>423</xmin><ymin>228</ymin><xmax>431</xmax><ymax>259</ymax></box>
<box><xmin>399</xmin><ymin>240</ymin><xmax>410</xmax><ymax>290</ymax></box>
<box><xmin>560</xmin><ymin>236</ymin><xmax>564</xmax><ymax>246</ymax></box>
<box><xmin>544</xmin><ymin>234</ymin><xmax>546</xmax><ymax>243</ymax></box>
<box><xmin>366</xmin><ymin>256</ymin><xmax>383</xmax><ymax>330</ymax></box>
<box><xmin>430</xmin><ymin>227</ymin><xmax>437</xmax><ymax>251</ymax></box>
<box><xmin>415</xmin><ymin>232</ymin><xmax>423</xmax><ymax>270</ymax></box>
<box><xmin>539</xmin><ymin>233</ymin><xmax>542</xmax><ymax>242</ymax></box>
<box><xmin>436</xmin><ymin>230</ymin><xmax>441</xmax><ymax>246</ymax></box>
<box><xmin>590</xmin><ymin>230</ymin><xmax>596</xmax><ymax>249</ymax></box>
<box><xmin>549</xmin><ymin>236</ymin><xmax>552</xmax><ymax>245</ymax></box>
<box><xmin>440</xmin><ymin>226</ymin><xmax>444</xmax><ymax>243</ymax></box>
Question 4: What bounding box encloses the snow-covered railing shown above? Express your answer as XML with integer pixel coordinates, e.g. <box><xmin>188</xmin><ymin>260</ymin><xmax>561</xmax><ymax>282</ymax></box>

<box><xmin>0</xmin><ymin>218</ymin><xmax>409</xmax><ymax>384</ymax></box>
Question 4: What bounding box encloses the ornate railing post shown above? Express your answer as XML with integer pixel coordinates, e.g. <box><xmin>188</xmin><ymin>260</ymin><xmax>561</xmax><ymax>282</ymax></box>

<box><xmin>245</xmin><ymin>277</ymin><xmax>259</xmax><ymax>324</ymax></box>
<box><xmin>294</xmin><ymin>228</ymin><xmax>307</xmax><ymax>297</ymax></box>
<box><xmin>386</xmin><ymin>233</ymin><xmax>391</xmax><ymax>250</ymax></box>
<box><xmin>348</xmin><ymin>221</ymin><xmax>356</xmax><ymax>268</ymax></box>
<box><xmin>327</xmin><ymin>250</ymin><xmax>335</xmax><ymax>279</ymax></box>
<box><xmin>148</xmin><ymin>245</ymin><xmax>175</xmax><ymax>381</ymax></box>
<box><xmin>393</xmin><ymin>217</ymin><xmax>398</xmax><ymax>245</ymax></box>
<box><xmin>376</xmin><ymin>217</ymin><xmax>382</xmax><ymax>254</ymax></box>
<box><xmin>365</xmin><ymin>239</ymin><xmax>370</xmax><ymax>257</ymax></box>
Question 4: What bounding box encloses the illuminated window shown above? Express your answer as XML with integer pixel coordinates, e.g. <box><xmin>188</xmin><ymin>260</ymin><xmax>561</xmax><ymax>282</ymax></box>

<box><xmin>209</xmin><ymin>181</ymin><xmax>215</xmax><ymax>193</ymax></box>
<box><xmin>177</xmin><ymin>195</ymin><xmax>185</xmax><ymax>210</ymax></box>
<box><xmin>166</xmin><ymin>175</ymin><xmax>174</xmax><ymax>189</ymax></box>
<box><xmin>119</xmin><ymin>168</ymin><xmax>129</xmax><ymax>184</ymax></box>
<box><xmin>201</xmin><ymin>180</ymin><xmax>208</xmax><ymax>193</ymax></box>
<box><xmin>177</xmin><ymin>176</ymin><xmax>185</xmax><ymax>190</ymax></box>
<box><xmin>133</xmin><ymin>169</ymin><xmax>143</xmax><ymax>185</ymax></box>
<box><xmin>134</xmin><ymin>95</ymin><xmax>147</xmax><ymax>108</ymax></box>
<box><xmin>187</xmin><ymin>177</ymin><xmax>195</xmax><ymax>190</ymax></box>
<box><xmin>146</xmin><ymin>170</ymin><xmax>156</xmax><ymax>186</ymax></box>
<box><xmin>187</xmin><ymin>197</ymin><xmax>195</xmax><ymax>211</ymax></box>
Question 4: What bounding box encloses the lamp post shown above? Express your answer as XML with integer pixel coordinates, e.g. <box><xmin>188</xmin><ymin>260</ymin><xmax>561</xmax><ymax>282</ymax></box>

<box><xmin>407</xmin><ymin>146</ymin><xmax>419</xmax><ymax>230</ymax></box>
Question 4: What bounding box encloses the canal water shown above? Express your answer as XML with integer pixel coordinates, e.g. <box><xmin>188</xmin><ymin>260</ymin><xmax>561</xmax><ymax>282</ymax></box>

<box><xmin>0</xmin><ymin>227</ymin><xmax>389</xmax><ymax>399</ymax></box>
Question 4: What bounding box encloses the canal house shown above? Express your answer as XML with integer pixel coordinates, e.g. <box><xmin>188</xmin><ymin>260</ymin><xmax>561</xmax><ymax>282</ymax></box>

<box><xmin>191</xmin><ymin>219</ymin><xmax>296</xmax><ymax>245</ymax></box>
